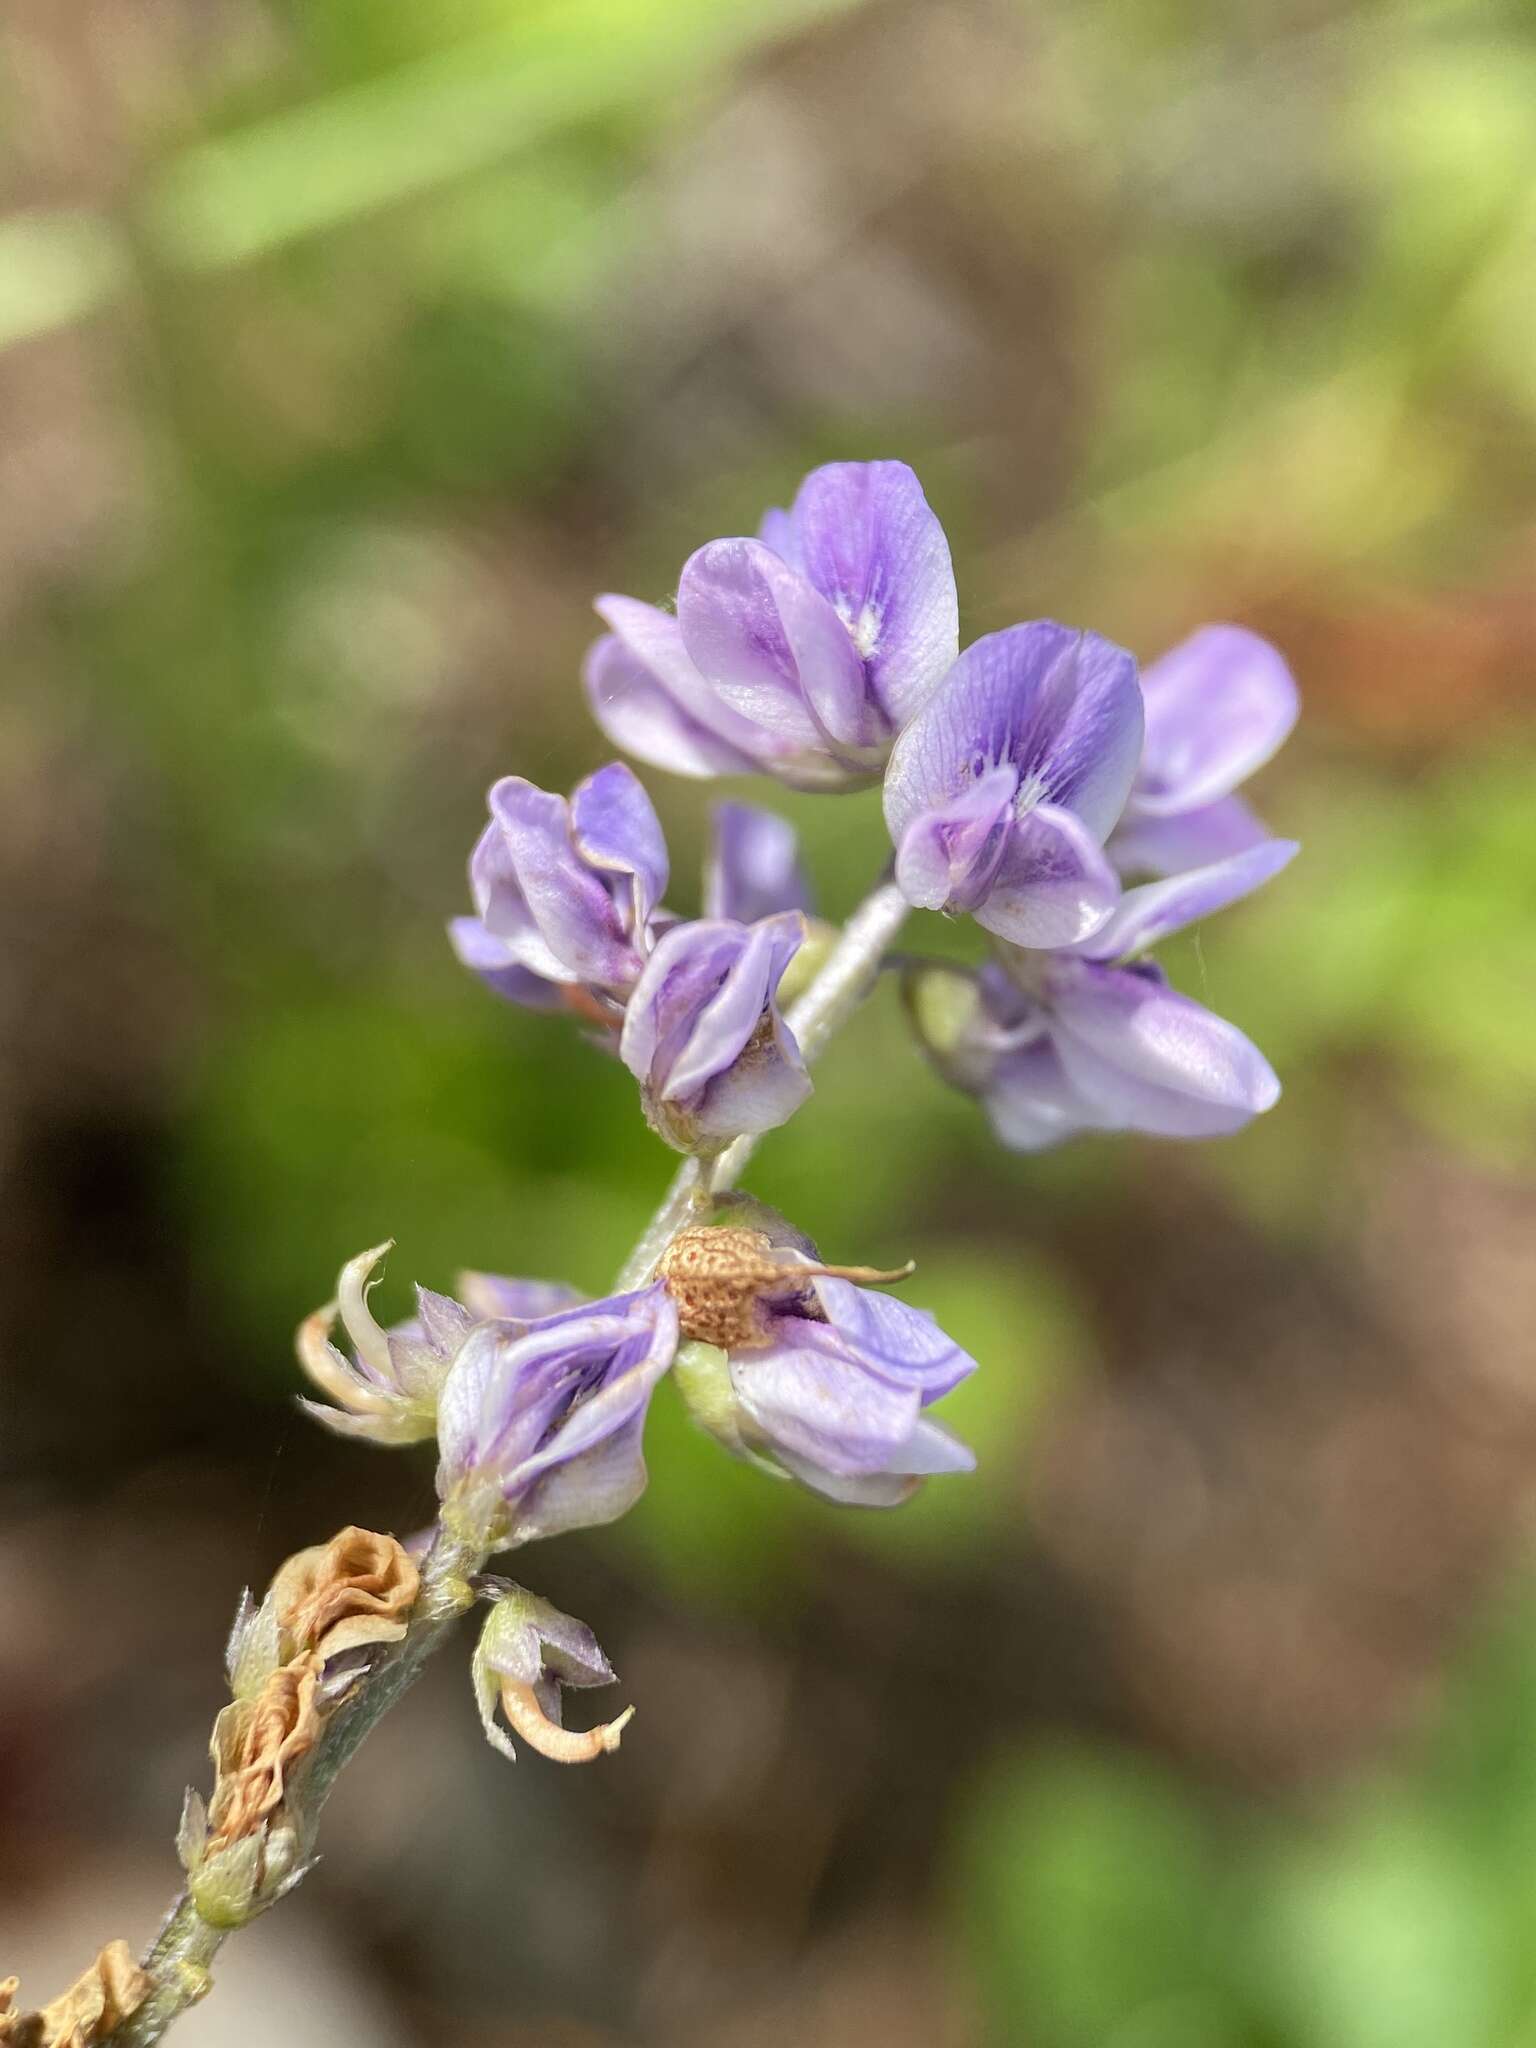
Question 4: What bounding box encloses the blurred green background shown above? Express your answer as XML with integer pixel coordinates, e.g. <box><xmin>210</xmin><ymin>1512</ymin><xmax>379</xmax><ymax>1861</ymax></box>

<box><xmin>3</xmin><ymin>1</ymin><xmax>1535</xmax><ymax>2042</ymax></box>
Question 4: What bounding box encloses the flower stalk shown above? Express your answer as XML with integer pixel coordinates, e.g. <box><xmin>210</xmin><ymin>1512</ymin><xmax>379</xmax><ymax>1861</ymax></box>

<box><xmin>98</xmin><ymin>878</ymin><xmax>911</xmax><ymax>2048</ymax></box>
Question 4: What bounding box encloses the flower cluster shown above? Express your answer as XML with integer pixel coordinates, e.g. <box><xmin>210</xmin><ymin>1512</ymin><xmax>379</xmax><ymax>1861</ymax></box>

<box><xmin>293</xmin><ymin>457</ymin><xmax>1299</xmax><ymax>1769</ymax></box>
<box><xmin>449</xmin><ymin>767</ymin><xmax>812</xmax><ymax>1154</ymax></box>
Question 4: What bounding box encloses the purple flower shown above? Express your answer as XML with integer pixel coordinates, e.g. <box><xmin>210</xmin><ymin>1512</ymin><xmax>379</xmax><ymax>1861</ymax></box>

<box><xmin>905</xmin><ymin>840</ymin><xmax>1296</xmax><ymax>1148</ymax></box>
<box><xmin>448</xmin><ymin>762</ymin><xmax>668</xmax><ymax>1028</ymax></box>
<box><xmin>882</xmin><ymin>621</ymin><xmax>1144</xmax><ymax>947</ymax></box>
<box><xmin>586</xmin><ymin>460</ymin><xmax>958</xmax><ymax>791</ymax></box>
<box><xmin>1109</xmin><ymin>626</ymin><xmax>1299</xmax><ymax>877</ymax></box>
<box><xmin>727</xmin><ymin>1276</ymin><xmax>976</xmax><ymax>1506</ymax></box>
<box><xmin>704</xmin><ymin>800</ymin><xmax>812</xmax><ymax>924</ymax></box>
<box><xmin>436</xmin><ymin>1284</ymin><xmax>679</xmax><ymax>1549</ymax></box>
<box><xmin>620</xmin><ymin>912</ymin><xmax>810</xmax><ymax>1153</ymax></box>
<box><xmin>661</xmin><ymin>1220</ymin><xmax>975</xmax><ymax>1508</ymax></box>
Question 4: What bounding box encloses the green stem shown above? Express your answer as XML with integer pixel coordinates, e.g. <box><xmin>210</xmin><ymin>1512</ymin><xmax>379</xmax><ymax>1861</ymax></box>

<box><xmin>108</xmin><ymin>875</ymin><xmax>910</xmax><ymax>2044</ymax></box>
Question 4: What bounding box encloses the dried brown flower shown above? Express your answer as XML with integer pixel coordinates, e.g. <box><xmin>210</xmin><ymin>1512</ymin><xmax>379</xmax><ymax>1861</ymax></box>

<box><xmin>206</xmin><ymin>1654</ymin><xmax>322</xmax><ymax>1852</ymax></box>
<box><xmin>0</xmin><ymin>1942</ymin><xmax>150</xmax><ymax>2047</ymax></box>
<box><xmin>270</xmin><ymin>1525</ymin><xmax>420</xmax><ymax>1661</ymax></box>
<box><xmin>658</xmin><ymin>1224</ymin><xmax>912</xmax><ymax>1350</ymax></box>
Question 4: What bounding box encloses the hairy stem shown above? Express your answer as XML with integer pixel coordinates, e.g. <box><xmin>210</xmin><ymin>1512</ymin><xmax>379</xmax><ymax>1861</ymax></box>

<box><xmin>615</xmin><ymin>876</ymin><xmax>909</xmax><ymax>1289</ymax></box>
<box><xmin>109</xmin><ymin>876</ymin><xmax>909</xmax><ymax>2044</ymax></box>
<box><xmin>109</xmin><ymin>1531</ymin><xmax>481</xmax><ymax>2048</ymax></box>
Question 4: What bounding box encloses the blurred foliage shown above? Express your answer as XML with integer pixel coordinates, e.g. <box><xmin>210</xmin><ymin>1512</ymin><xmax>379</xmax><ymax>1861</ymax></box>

<box><xmin>959</xmin><ymin>1581</ymin><xmax>1536</xmax><ymax>2048</ymax></box>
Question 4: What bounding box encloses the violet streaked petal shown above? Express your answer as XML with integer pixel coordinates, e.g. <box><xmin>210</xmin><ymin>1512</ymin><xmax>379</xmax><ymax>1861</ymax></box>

<box><xmin>618</xmin><ymin>918</ymin><xmax>743</xmax><ymax>1096</ymax></box>
<box><xmin>756</xmin><ymin>503</ymin><xmax>802</xmax><ymax>569</ymax></box>
<box><xmin>585</xmin><ymin>631</ymin><xmax>760</xmax><ymax>779</ymax></box>
<box><xmin>1080</xmin><ymin>839</ymin><xmax>1299</xmax><ymax>962</ymax></box>
<box><xmin>509</xmin><ymin>1291</ymin><xmax>678</xmax><ymax>1485</ymax></box>
<box><xmin>971</xmin><ymin>803</ymin><xmax>1122</xmax><ymax>949</ymax></box>
<box><xmin>678</xmin><ymin>538</ymin><xmax>869</xmax><ymax>750</ymax></box>
<box><xmin>892</xmin><ymin>765</ymin><xmax>1018</xmax><ymax>912</ymax></box>
<box><xmin>773</xmin><ymin>1414</ymin><xmax>974</xmax><ymax>1504</ymax></box>
<box><xmin>447</xmin><ymin>916</ymin><xmax>565</xmax><ymax>1008</ymax></box>
<box><xmin>770</xmin><ymin>1456</ymin><xmax>921</xmax><ymax>1508</ymax></box>
<box><xmin>662</xmin><ymin>913</ymin><xmax>805</xmax><ymax>1102</ymax></box>
<box><xmin>810</xmin><ymin>1276</ymin><xmax>977</xmax><ymax>1402</ymax></box>
<box><xmin>690</xmin><ymin>1012</ymin><xmax>810</xmax><ymax>1140</ymax></box>
<box><xmin>620</xmin><ymin>913</ymin><xmax>806</xmax><ymax>1105</ymax></box>
<box><xmin>1109</xmin><ymin>794</ymin><xmax>1269</xmax><ymax>878</ymax></box>
<box><xmin>456</xmin><ymin>1272</ymin><xmax>588</xmax><ymax>1324</ymax></box>
<box><xmin>591</xmin><ymin>595</ymin><xmax>772</xmax><ymax>774</ymax></box>
<box><xmin>883</xmin><ymin>622</ymin><xmax>1143</xmax><ymax>848</ymax></box>
<box><xmin>487</xmin><ymin>778</ymin><xmax>638</xmax><ymax>991</ymax></box>
<box><xmin>887</xmin><ymin>1416</ymin><xmax>977</xmax><ymax>1474</ymax></box>
<box><xmin>510</xmin><ymin>1408</ymin><xmax>651</xmax><ymax>1544</ymax></box>
<box><xmin>983</xmin><ymin>1038</ymin><xmax>1104</xmax><ymax>1151</ymax></box>
<box><xmin>569</xmin><ymin>761</ymin><xmax>669</xmax><ymax>935</ymax></box>
<box><xmin>706</xmin><ymin>801</ymin><xmax>812</xmax><ymax>923</ymax></box>
<box><xmin>1048</xmin><ymin>959</ymin><xmax>1280</xmax><ymax>1137</ymax></box>
<box><xmin>525</xmin><ymin>1607</ymin><xmax>616</xmax><ymax>1690</ymax></box>
<box><xmin>414</xmin><ymin>1286</ymin><xmax>475</xmax><ymax>1357</ymax></box>
<box><xmin>436</xmin><ymin>1312</ymin><xmax>609</xmax><ymax>1488</ymax></box>
<box><xmin>786</xmin><ymin>459</ymin><xmax>959</xmax><ymax>727</ymax></box>
<box><xmin>1137</xmin><ymin>626</ymin><xmax>1299</xmax><ymax>814</ymax></box>
<box><xmin>467</xmin><ymin>823</ymin><xmax>569</xmax><ymax>981</ymax></box>
<box><xmin>730</xmin><ymin>1324</ymin><xmax>922</xmax><ymax>1478</ymax></box>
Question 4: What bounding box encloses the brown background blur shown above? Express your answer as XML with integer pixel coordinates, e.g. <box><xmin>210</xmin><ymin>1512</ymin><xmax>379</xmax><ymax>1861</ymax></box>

<box><xmin>4</xmin><ymin>2</ymin><xmax>1536</xmax><ymax>2043</ymax></box>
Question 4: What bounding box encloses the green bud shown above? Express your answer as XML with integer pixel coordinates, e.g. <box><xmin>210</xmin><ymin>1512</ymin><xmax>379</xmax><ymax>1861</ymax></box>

<box><xmin>187</xmin><ymin>1832</ymin><xmax>265</xmax><ymax>1928</ymax></box>
<box><xmin>901</xmin><ymin>961</ymin><xmax>984</xmax><ymax>1064</ymax></box>
<box><xmin>224</xmin><ymin>1588</ymin><xmax>283</xmax><ymax>1702</ymax></box>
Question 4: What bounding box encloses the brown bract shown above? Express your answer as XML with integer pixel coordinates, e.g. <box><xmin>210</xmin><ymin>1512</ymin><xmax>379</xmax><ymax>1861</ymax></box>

<box><xmin>270</xmin><ymin>1525</ymin><xmax>420</xmax><ymax>1661</ymax></box>
<box><xmin>658</xmin><ymin>1225</ymin><xmax>913</xmax><ymax>1350</ymax></box>
<box><xmin>0</xmin><ymin>1942</ymin><xmax>150</xmax><ymax>2047</ymax></box>
<box><xmin>206</xmin><ymin>1655</ymin><xmax>322</xmax><ymax>1851</ymax></box>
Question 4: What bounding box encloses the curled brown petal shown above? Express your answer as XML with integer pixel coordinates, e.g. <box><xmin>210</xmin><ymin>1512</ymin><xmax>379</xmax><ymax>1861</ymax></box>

<box><xmin>207</xmin><ymin>1656</ymin><xmax>322</xmax><ymax>1850</ymax></box>
<box><xmin>498</xmin><ymin>1679</ymin><xmax>634</xmax><ymax>1764</ymax></box>
<box><xmin>0</xmin><ymin>1941</ymin><xmax>151</xmax><ymax>2047</ymax></box>
<box><xmin>270</xmin><ymin>1526</ymin><xmax>420</xmax><ymax>1661</ymax></box>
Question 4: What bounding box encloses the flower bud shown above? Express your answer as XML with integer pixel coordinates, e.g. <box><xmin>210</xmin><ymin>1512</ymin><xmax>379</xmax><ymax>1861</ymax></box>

<box><xmin>619</xmin><ymin>914</ymin><xmax>810</xmax><ymax>1154</ymax></box>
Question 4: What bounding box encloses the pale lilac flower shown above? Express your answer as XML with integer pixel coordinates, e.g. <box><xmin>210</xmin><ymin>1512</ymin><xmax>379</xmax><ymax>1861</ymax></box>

<box><xmin>620</xmin><ymin>912</ymin><xmax>810</xmax><ymax>1153</ymax></box>
<box><xmin>883</xmin><ymin>621</ymin><xmax>1143</xmax><ymax>947</ymax></box>
<box><xmin>587</xmin><ymin>460</ymin><xmax>958</xmax><ymax>791</ymax></box>
<box><xmin>662</xmin><ymin>1218</ymin><xmax>976</xmax><ymax>1508</ymax></box>
<box><xmin>436</xmin><ymin>1285</ymin><xmax>679</xmax><ymax>1548</ymax></box>
<box><xmin>905</xmin><ymin>840</ymin><xmax>1296</xmax><ymax>1148</ymax></box>
<box><xmin>1109</xmin><ymin>626</ymin><xmax>1299</xmax><ymax>877</ymax></box>
<box><xmin>704</xmin><ymin>800</ymin><xmax>812</xmax><ymax>924</ymax></box>
<box><xmin>448</xmin><ymin>762</ymin><xmax>668</xmax><ymax>1029</ymax></box>
<box><xmin>728</xmin><ymin>1275</ymin><xmax>976</xmax><ymax>1505</ymax></box>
